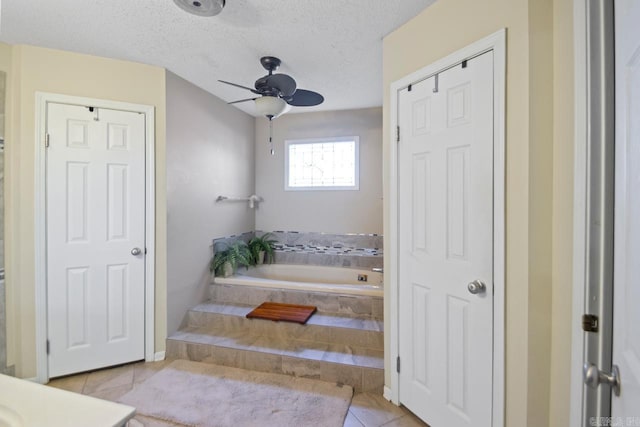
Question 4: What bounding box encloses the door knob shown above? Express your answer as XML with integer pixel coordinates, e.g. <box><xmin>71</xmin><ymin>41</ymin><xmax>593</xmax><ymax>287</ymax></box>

<box><xmin>131</xmin><ymin>247</ymin><xmax>142</xmax><ymax>256</ymax></box>
<box><xmin>583</xmin><ymin>363</ymin><xmax>621</xmax><ymax>396</ymax></box>
<box><xmin>467</xmin><ymin>280</ymin><xmax>486</xmax><ymax>295</ymax></box>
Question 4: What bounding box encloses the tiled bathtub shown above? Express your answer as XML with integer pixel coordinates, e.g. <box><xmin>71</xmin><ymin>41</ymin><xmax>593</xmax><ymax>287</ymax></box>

<box><xmin>212</xmin><ymin>231</ymin><xmax>384</xmax><ymax>270</ymax></box>
<box><xmin>213</xmin><ymin>263</ymin><xmax>383</xmax><ymax>297</ymax></box>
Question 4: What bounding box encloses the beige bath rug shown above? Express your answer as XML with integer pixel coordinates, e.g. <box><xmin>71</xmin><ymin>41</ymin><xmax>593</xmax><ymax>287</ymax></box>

<box><xmin>119</xmin><ymin>359</ymin><xmax>353</xmax><ymax>427</ymax></box>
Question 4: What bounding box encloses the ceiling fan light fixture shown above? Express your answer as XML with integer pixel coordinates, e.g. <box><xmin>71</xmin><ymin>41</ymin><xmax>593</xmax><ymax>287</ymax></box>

<box><xmin>255</xmin><ymin>96</ymin><xmax>288</xmax><ymax>120</ymax></box>
<box><xmin>173</xmin><ymin>0</ymin><xmax>225</xmax><ymax>17</ymax></box>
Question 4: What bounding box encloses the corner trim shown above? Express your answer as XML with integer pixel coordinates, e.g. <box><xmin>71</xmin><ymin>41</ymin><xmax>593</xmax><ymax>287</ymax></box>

<box><xmin>383</xmin><ymin>386</ymin><xmax>394</xmax><ymax>402</ymax></box>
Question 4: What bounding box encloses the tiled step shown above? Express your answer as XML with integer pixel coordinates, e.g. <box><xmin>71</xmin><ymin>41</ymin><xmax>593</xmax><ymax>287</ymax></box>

<box><xmin>166</xmin><ymin>326</ymin><xmax>384</xmax><ymax>393</ymax></box>
<box><xmin>210</xmin><ymin>283</ymin><xmax>383</xmax><ymax>319</ymax></box>
<box><xmin>186</xmin><ymin>302</ymin><xmax>384</xmax><ymax>351</ymax></box>
<box><xmin>172</xmin><ymin>285</ymin><xmax>386</xmax><ymax>392</ymax></box>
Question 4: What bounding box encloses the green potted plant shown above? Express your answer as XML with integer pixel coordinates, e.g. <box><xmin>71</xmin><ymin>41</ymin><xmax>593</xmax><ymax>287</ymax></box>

<box><xmin>209</xmin><ymin>241</ymin><xmax>253</xmax><ymax>277</ymax></box>
<box><xmin>248</xmin><ymin>232</ymin><xmax>277</xmax><ymax>265</ymax></box>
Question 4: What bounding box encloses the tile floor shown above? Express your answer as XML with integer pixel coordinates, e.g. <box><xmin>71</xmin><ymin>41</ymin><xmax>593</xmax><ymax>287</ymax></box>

<box><xmin>47</xmin><ymin>360</ymin><xmax>428</xmax><ymax>427</ymax></box>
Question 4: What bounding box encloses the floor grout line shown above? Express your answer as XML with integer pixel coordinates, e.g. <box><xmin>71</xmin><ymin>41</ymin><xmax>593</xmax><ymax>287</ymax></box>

<box><xmin>79</xmin><ymin>374</ymin><xmax>88</xmax><ymax>394</ymax></box>
<box><xmin>348</xmin><ymin>408</ymin><xmax>367</xmax><ymax>427</ymax></box>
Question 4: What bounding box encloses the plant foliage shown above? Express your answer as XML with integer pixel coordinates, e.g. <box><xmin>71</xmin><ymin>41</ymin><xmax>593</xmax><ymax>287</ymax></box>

<box><xmin>248</xmin><ymin>232</ymin><xmax>278</xmax><ymax>264</ymax></box>
<box><xmin>209</xmin><ymin>241</ymin><xmax>253</xmax><ymax>276</ymax></box>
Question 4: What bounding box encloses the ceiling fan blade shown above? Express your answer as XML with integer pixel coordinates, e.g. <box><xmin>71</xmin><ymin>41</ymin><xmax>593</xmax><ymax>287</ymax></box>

<box><xmin>218</xmin><ymin>80</ymin><xmax>260</xmax><ymax>94</ymax></box>
<box><xmin>228</xmin><ymin>97</ymin><xmax>258</xmax><ymax>105</ymax></box>
<box><xmin>286</xmin><ymin>89</ymin><xmax>324</xmax><ymax>107</ymax></box>
<box><xmin>265</xmin><ymin>74</ymin><xmax>297</xmax><ymax>97</ymax></box>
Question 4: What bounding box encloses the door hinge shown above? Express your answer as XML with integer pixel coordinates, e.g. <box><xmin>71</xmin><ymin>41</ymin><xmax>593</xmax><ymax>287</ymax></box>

<box><xmin>396</xmin><ymin>356</ymin><xmax>401</xmax><ymax>373</ymax></box>
<box><xmin>45</xmin><ymin>133</ymin><xmax>50</xmax><ymax>148</ymax></box>
<box><xmin>144</xmin><ymin>247</ymin><xmax>148</xmax><ymax>255</ymax></box>
<box><xmin>582</xmin><ymin>314</ymin><xmax>599</xmax><ymax>333</ymax></box>
<box><xmin>396</xmin><ymin>126</ymin><xmax>400</xmax><ymax>143</ymax></box>
<box><xmin>46</xmin><ymin>339</ymin><xmax>50</xmax><ymax>355</ymax></box>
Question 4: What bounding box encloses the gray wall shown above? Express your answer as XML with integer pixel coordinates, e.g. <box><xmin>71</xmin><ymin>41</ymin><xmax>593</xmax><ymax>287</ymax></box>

<box><xmin>255</xmin><ymin>107</ymin><xmax>383</xmax><ymax>234</ymax></box>
<box><xmin>166</xmin><ymin>71</ymin><xmax>255</xmax><ymax>335</ymax></box>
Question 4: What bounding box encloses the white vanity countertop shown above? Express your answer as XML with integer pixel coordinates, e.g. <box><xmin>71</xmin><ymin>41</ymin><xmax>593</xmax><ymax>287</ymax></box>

<box><xmin>0</xmin><ymin>374</ymin><xmax>135</xmax><ymax>427</ymax></box>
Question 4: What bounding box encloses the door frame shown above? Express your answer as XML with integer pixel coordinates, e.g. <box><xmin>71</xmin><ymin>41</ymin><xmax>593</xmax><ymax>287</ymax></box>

<box><xmin>387</xmin><ymin>29</ymin><xmax>506</xmax><ymax>426</ymax></box>
<box><xmin>569</xmin><ymin>0</ymin><xmax>617</xmax><ymax>424</ymax></box>
<box><xmin>33</xmin><ymin>92</ymin><xmax>156</xmax><ymax>383</ymax></box>
<box><xmin>569</xmin><ymin>0</ymin><xmax>588</xmax><ymax>421</ymax></box>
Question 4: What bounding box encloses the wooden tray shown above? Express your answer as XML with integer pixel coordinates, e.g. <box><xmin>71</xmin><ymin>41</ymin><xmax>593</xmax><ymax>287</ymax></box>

<box><xmin>246</xmin><ymin>302</ymin><xmax>317</xmax><ymax>324</ymax></box>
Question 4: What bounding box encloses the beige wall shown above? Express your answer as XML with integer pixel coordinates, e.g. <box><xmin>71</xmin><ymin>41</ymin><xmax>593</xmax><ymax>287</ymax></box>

<box><xmin>5</xmin><ymin>44</ymin><xmax>167</xmax><ymax>378</ymax></box>
<box><xmin>255</xmin><ymin>108</ymin><xmax>383</xmax><ymax>235</ymax></box>
<box><xmin>165</xmin><ymin>71</ymin><xmax>255</xmax><ymax>335</ymax></box>
<box><xmin>527</xmin><ymin>0</ymin><xmax>554</xmax><ymax>424</ymax></box>
<box><xmin>383</xmin><ymin>0</ymin><xmax>574</xmax><ymax>425</ymax></box>
<box><xmin>549</xmin><ymin>0</ymin><xmax>574</xmax><ymax>425</ymax></box>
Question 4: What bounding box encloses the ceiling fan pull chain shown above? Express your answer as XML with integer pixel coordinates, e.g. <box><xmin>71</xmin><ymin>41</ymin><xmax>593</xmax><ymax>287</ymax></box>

<box><xmin>269</xmin><ymin>119</ymin><xmax>275</xmax><ymax>156</ymax></box>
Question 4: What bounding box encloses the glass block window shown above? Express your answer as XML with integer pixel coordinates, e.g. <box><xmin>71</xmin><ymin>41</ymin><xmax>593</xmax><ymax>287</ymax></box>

<box><xmin>285</xmin><ymin>136</ymin><xmax>360</xmax><ymax>191</ymax></box>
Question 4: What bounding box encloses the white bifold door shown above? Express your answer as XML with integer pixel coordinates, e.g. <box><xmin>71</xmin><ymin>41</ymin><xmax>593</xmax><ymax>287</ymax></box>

<box><xmin>398</xmin><ymin>51</ymin><xmax>494</xmax><ymax>427</ymax></box>
<box><xmin>46</xmin><ymin>103</ymin><xmax>146</xmax><ymax>378</ymax></box>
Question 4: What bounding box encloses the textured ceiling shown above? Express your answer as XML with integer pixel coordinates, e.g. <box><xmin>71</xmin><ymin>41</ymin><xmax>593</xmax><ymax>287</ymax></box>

<box><xmin>0</xmin><ymin>0</ymin><xmax>435</xmax><ymax>116</ymax></box>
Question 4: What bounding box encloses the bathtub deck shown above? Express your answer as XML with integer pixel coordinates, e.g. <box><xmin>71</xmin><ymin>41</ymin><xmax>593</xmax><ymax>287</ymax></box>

<box><xmin>166</xmin><ymin>285</ymin><xmax>384</xmax><ymax>393</ymax></box>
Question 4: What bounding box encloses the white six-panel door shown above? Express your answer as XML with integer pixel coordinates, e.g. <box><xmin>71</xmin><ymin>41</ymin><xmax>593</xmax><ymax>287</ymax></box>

<box><xmin>398</xmin><ymin>51</ymin><xmax>494</xmax><ymax>427</ymax></box>
<box><xmin>46</xmin><ymin>103</ymin><xmax>146</xmax><ymax>377</ymax></box>
<box><xmin>613</xmin><ymin>0</ymin><xmax>640</xmax><ymax>417</ymax></box>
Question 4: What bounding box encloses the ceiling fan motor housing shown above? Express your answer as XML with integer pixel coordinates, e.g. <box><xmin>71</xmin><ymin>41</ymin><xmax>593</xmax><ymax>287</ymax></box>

<box><xmin>254</xmin><ymin>77</ymin><xmax>277</xmax><ymax>95</ymax></box>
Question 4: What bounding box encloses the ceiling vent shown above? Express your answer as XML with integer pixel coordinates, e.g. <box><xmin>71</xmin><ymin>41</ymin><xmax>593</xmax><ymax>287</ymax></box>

<box><xmin>173</xmin><ymin>0</ymin><xmax>225</xmax><ymax>17</ymax></box>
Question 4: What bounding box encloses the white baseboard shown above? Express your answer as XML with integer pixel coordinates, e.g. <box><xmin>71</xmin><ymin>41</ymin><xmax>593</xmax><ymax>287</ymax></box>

<box><xmin>383</xmin><ymin>386</ymin><xmax>393</xmax><ymax>402</ymax></box>
<box><xmin>153</xmin><ymin>351</ymin><xmax>166</xmax><ymax>361</ymax></box>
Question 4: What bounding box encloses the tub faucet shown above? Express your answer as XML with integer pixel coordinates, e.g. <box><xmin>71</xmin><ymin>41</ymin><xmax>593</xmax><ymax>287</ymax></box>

<box><xmin>372</xmin><ymin>267</ymin><xmax>383</xmax><ymax>273</ymax></box>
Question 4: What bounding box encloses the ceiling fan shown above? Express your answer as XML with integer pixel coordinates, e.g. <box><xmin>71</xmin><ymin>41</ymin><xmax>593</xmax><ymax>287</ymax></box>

<box><xmin>219</xmin><ymin>56</ymin><xmax>324</xmax><ymax>120</ymax></box>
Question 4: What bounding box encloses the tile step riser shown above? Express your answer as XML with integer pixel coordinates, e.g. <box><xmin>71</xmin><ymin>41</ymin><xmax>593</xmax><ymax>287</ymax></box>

<box><xmin>210</xmin><ymin>284</ymin><xmax>384</xmax><ymax>319</ymax></box>
<box><xmin>186</xmin><ymin>311</ymin><xmax>384</xmax><ymax>351</ymax></box>
<box><xmin>166</xmin><ymin>339</ymin><xmax>383</xmax><ymax>394</ymax></box>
